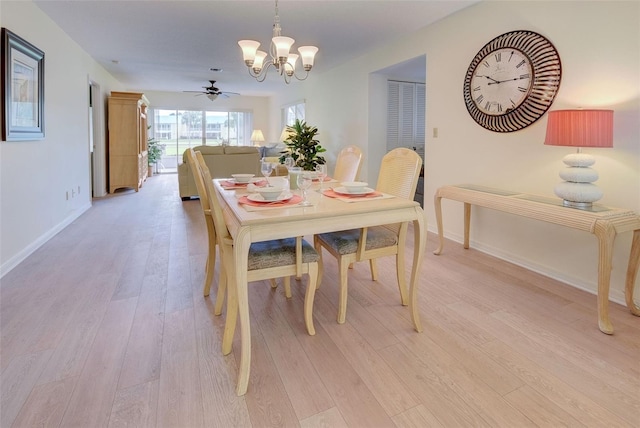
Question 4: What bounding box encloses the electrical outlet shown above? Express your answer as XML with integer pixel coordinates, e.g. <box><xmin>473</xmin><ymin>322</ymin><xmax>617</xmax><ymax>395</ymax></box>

<box><xmin>433</xmin><ymin>127</ymin><xmax>439</xmax><ymax>138</ymax></box>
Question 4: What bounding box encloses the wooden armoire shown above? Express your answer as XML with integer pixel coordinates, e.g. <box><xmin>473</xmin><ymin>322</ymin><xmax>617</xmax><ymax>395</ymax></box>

<box><xmin>107</xmin><ymin>91</ymin><xmax>149</xmax><ymax>193</ymax></box>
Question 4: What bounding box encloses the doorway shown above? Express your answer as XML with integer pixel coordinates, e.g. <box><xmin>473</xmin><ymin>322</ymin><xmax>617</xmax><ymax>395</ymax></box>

<box><xmin>369</xmin><ymin>55</ymin><xmax>426</xmax><ymax>207</ymax></box>
<box><xmin>89</xmin><ymin>80</ymin><xmax>106</xmax><ymax>197</ymax></box>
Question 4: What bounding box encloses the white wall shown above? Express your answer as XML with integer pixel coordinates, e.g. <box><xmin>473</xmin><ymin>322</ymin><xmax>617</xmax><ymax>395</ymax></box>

<box><xmin>270</xmin><ymin>1</ymin><xmax>640</xmax><ymax>305</ymax></box>
<box><xmin>0</xmin><ymin>1</ymin><xmax>124</xmax><ymax>274</ymax></box>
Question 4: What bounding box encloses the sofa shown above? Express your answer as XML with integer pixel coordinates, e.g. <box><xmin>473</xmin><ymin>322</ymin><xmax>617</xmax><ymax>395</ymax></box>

<box><xmin>178</xmin><ymin>145</ymin><xmax>261</xmax><ymax>200</ymax></box>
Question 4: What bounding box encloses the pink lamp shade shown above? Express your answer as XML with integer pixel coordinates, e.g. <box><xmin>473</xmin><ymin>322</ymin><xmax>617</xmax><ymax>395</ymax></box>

<box><xmin>544</xmin><ymin>109</ymin><xmax>613</xmax><ymax>148</ymax></box>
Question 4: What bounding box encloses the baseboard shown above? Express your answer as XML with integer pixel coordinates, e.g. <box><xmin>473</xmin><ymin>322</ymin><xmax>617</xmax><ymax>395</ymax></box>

<box><xmin>428</xmin><ymin>227</ymin><xmax>634</xmax><ymax>307</ymax></box>
<box><xmin>0</xmin><ymin>202</ymin><xmax>92</xmax><ymax>278</ymax></box>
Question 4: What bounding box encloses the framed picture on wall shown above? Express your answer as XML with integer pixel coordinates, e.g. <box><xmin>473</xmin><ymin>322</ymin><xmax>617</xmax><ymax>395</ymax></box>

<box><xmin>1</xmin><ymin>28</ymin><xmax>45</xmax><ymax>141</ymax></box>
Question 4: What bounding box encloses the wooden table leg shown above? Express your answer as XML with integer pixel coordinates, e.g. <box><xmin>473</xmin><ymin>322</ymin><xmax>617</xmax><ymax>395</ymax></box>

<box><xmin>594</xmin><ymin>220</ymin><xmax>616</xmax><ymax>335</ymax></box>
<box><xmin>234</xmin><ymin>229</ymin><xmax>252</xmax><ymax>396</ymax></box>
<box><xmin>221</xmin><ymin>245</ymin><xmax>238</xmax><ymax>356</ymax></box>
<box><xmin>410</xmin><ymin>208</ymin><xmax>426</xmax><ymax>332</ymax></box>
<box><xmin>464</xmin><ymin>202</ymin><xmax>471</xmax><ymax>249</ymax></box>
<box><xmin>433</xmin><ymin>194</ymin><xmax>444</xmax><ymax>255</ymax></box>
<box><xmin>625</xmin><ymin>229</ymin><xmax>640</xmax><ymax>317</ymax></box>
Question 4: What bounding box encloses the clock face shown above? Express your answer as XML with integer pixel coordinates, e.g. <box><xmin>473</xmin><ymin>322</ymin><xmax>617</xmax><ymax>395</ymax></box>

<box><xmin>470</xmin><ymin>48</ymin><xmax>533</xmax><ymax>116</ymax></box>
<box><xmin>463</xmin><ymin>31</ymin><xmax>562</xmax><ymax>132</ymax></box>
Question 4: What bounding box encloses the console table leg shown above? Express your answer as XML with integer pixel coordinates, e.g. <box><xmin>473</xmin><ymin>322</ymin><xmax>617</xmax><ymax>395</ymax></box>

<box><xmin>625</xmin><ymin>229</ymin><xmax>640</xmax><ymax>317</ymax></box>
<box><xmin>434</xmin><ymin>195</ymin><xmax>444</xmax><ymax>255</ymax></box>
<box><xmin>595</xmin><ymin>220</ymin><xmax>616</xmax><ymax>334</ymax></box>
<box><xmin>410</xmin><ymin>211</ymin><xmax>426</xmax><ymax>332</ymax></box>
<box><xmin>464</xmin><ymin>203</ymin><xmax>471</xmax><ymax>249</ymax></box>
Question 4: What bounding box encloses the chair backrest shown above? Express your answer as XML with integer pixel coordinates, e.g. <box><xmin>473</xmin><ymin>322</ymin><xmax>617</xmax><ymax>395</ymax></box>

<box><xmin>333</xmin><ymin>145</ymin><xmax>363</xmax><ymax>182</ymax></box>
<box><xmin>376</xmin><ymin>148</ymin><xmax>422</xmax><ymax>200</ymax></box>
<box><xmin>186</xmin><ymin>148</ymin><xmax>211</xmax><ymax>214</ymax></box>
<box><xmin>272</xmin><ymin>164</ymin><xmax>289</xmax><ymax>177</ymax></box>
<box><xmin>194</xmin><ymin>151</ymin><xmax>233</xmax><ymax>245</ymax></box>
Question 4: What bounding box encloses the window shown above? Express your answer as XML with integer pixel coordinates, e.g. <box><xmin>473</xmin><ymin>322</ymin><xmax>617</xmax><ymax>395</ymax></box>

<box><xmin>150</xmin><ymin>108</ymin><xmax>253</xmax><ymax>173</ymax></box>
<box><xmin>282</xmin><ymin>100</ymin><xmax>305</xmax><ymax>128</ymax></box>
<box><xmin>387</xmin><ymin>80</ymin><xmax>425</xmax><ymax>159</ymax></box>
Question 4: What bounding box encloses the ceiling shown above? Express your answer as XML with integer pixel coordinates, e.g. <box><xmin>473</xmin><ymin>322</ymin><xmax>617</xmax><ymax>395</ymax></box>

<box><xmin>34</xmin><ymin>0</ymin><xmax>477</xmax><ymax>97</ymax></box>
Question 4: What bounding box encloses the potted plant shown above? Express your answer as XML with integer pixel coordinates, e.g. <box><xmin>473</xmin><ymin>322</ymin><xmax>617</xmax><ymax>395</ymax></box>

<box><xmin>278</xmin><ymin>119</ymin><xmax>326</xmax><ymax>171</ymax></box>
<box><xmin>147</xmin><ymin>134</ymin><xmax>163</xmax><ymax>176</ymax></box>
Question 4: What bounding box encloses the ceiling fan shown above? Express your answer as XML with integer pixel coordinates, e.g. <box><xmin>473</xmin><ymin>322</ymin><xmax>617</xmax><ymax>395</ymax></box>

<box><xmin>184</xmin><ymin>80</ymin><xmax>240</xmax><ymax>101</ymax></box>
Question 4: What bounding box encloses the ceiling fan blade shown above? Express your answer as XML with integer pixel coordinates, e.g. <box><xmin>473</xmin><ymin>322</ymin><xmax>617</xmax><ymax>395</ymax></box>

<box><xmin>185</xmin><ymin>81</ymin><xmax>238</xmax><ymax>99</ymax></box>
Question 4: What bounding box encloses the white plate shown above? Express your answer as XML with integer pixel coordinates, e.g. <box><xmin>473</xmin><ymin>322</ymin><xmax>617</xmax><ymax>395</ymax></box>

<box><xmin>247</xmin><ymin>192</ymin><xmax>293</xmax><ymax>203</ymax></box>
<box><xmin>230</xmin><ymin>177</ymin><xmax>263</xmax><ymax>185</ymax></box>
<box><xmin>333</xmin><ymin>186</ymin><xmax>375</xmax><ymax>196</ymax></box>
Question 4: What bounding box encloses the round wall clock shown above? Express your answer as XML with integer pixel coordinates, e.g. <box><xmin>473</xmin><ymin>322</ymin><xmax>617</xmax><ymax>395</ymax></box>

<box><xmin>463</xmin><ymin>30</ymin><xmax>562</xmax><ymax>132</ymax></box>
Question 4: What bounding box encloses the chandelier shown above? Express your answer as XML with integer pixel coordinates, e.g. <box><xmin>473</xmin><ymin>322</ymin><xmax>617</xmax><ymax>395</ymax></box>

<box><xmin>238</xmin><ymin>0</ymin><xmax>318</xmax><ymax>84</ymax></box>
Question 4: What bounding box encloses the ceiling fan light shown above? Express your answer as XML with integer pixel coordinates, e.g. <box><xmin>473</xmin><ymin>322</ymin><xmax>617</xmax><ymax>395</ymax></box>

<box><xmin>298</xmin><ymin>45</ymin><xmax>318</xmax><ymax>71</ymax></box>
<box><xmin>238</xmin><ymin>40</ymin><xmax>260</xmax><ymax>66</ymax></box>
<box><xmin>273</xmin><ymin>36</ymin><xmax>294</xmax><ymax>63</ymax></box>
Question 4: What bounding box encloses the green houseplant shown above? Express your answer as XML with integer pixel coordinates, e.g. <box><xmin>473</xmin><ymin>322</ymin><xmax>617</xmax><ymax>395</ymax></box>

<box><xmin>147</xmin><ymin>133</ymin><xmax>163</xmax><ymax>174</ymax></box>
<box><xmin>278</xmin><ymin>119</ymin><xmax>326</xmax><ymax>171</ymax></box>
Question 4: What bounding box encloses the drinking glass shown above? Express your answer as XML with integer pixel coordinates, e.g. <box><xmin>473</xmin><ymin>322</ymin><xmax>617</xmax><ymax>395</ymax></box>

<box><xmin>284</xmin><ymin>156</ymin><xmax>295</xmax><ymax>170</ymax></box>
<box><xmin>297</xmin><ymin>172</ymin><xmax>313</xmax><ymax>206</ymax></box>
<box><xmin>261</xmin><ymin>159</ymin><xmax>273</xmax><ymax>186</ymax></box>
<box><xmin>314</xmin><ymin>163</ymin><xmax>328</xmax><ymax>192</ymax></box>
<box><xmin>288</xmin><ymin>166</ymin><xmax>302</xmax><ymax>190</ymax></box>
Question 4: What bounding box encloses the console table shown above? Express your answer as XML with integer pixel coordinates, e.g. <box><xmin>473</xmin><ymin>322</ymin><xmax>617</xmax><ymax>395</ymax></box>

<box><xmin>433</xmin><ymin>184</ymin><xmax>640</xmax><ymax>335</ymax></box>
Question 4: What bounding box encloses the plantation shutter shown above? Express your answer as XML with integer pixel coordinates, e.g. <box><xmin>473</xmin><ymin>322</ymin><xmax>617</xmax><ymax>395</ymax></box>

<box><xmin>387</xmin><ymin>81</ymin><xmax>425</xmax><ymax>152</ymax></box>
<box><xmin>386</xmin><ymin>81</ymin><xmax>400</xmax><ymax>150</ymax></box>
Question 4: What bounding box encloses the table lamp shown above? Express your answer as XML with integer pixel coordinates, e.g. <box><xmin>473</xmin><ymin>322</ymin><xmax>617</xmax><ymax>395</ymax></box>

<box><xmin>280</xmin><ymin>126</ymin><xmax>294</xmax><ymax>143</ymax></box>
<box><xmin>544</xmin><ymin>109</ymin><xmax>613</xmax><ymax>209</ymax></box>
<box><xmin>250</xmin><ymin>129</ymin><xmax>265</xmax><ymax>146</ymax></box>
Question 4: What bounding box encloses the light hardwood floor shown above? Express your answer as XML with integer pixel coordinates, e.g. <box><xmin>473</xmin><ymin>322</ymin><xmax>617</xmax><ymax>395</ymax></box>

<box><xmin>1</xmin><ymin>174</ymin><xmax>638</xmax><ymax>428</ymax></box>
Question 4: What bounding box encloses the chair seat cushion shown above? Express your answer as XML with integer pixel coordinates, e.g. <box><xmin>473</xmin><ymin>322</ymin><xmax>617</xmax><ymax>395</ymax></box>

<box><xmin>317</xmin><ymin>226</ymin><xmax>397</xmax><ymax>255</ymax></box>
<box><xmin>248</xmin><ymin>238</ymin><xmax>319</xmax><ymax>270</ymax></box>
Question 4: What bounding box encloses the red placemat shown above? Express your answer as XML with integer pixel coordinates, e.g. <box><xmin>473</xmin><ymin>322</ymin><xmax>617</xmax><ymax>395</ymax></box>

<box><xmin>323</xmin><ymin>189</ymin><xmax>383</xmax><ymax>199</ymax></box>
<box><xmin>238</xmin><ymin>194</ymin><xmax>303</xmax><ymax>207</ymax></box>
<box><xmin>220</xmin><ymin>179</ymin><xmax>267</xmax><ymax>189</ymax></box>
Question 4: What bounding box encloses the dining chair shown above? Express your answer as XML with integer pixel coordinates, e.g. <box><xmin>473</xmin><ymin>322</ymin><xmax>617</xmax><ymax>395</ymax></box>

<box><xmin>185</xmin><ymin>149</ymin><xmax>226</xmax><ymax>315</ymax></box>
<box><xmin>272</xmin><ymin>164</ymin><xmax>290</xmax><ymax>177</ymax></box>
<box><xmin>194</xmin><ymin>150</ymin><xmax>321</xmax><ymax>336</ymax></box>
<box><xmin>332</xmin><ymin>145</ymin><xmax>363</xmax><ymax>182</ymax></box>
<box><xmin>314</xmin><ymin>147</ymin><xmax>422</xmax><ymax>324</ymax></box>
<box><xmin>188</xmin><ymin>148</ymin><xmax>279</xmax><ymax>312</ymax></box>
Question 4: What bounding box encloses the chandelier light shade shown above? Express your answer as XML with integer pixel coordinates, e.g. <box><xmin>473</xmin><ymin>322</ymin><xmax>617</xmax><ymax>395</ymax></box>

<box><xmin>544</xmin><ymin>109</ymin><xmax>614</xmax><ymax>208</ymax></box>
<box><xmin>238</xmin><ymin>0</ymin><xmax>318</xmax><ymax>84</ymax></box>
<box><xmin>250</xmin><ymin>129</ymin><xmax>265</xmax><ymax>146</ymax></box>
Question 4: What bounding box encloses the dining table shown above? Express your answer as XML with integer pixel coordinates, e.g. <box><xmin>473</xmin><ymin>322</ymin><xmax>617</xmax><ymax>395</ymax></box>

<box><xmin>214</xmin><ymin>178</ymin><xmax>427</xmax><ymax>396</ymax></box>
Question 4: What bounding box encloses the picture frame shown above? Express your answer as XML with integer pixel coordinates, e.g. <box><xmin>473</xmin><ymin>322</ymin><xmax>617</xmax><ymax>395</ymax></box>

<box><xmin>1</xmin><ymin>28</ymin><xmax>45</xmax><ymax>141</ymax></box>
